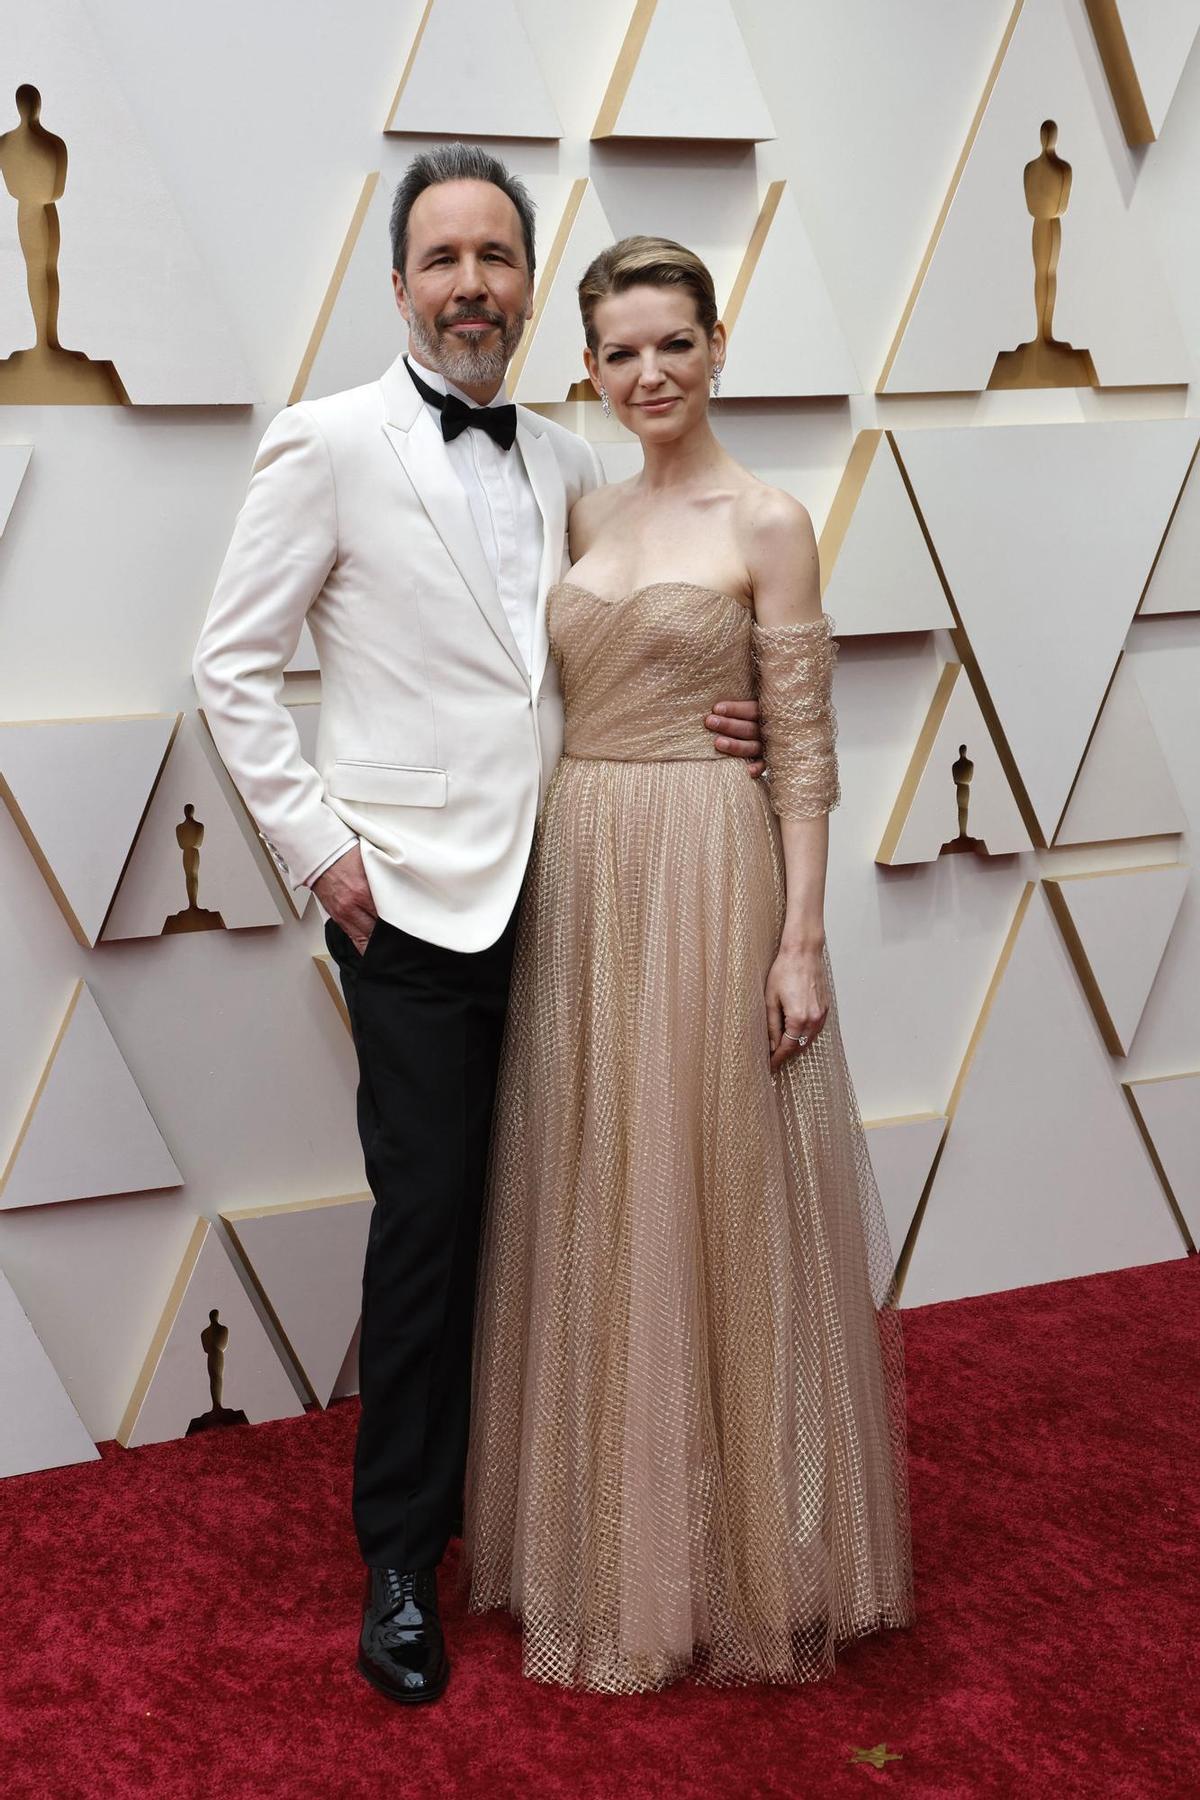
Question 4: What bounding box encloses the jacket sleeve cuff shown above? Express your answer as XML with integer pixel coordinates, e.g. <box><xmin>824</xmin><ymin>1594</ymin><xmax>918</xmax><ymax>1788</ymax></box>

<box><xmin>302</xmin><ymin>837</ymin><xmax>359</xmax><ymax>889</ymax></box>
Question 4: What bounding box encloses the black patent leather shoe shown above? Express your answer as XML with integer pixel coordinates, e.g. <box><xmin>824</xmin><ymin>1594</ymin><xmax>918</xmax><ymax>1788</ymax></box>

<box><xmin>357</xmin><ymin>1567</ymin><xmax>449</xmax><ymax>1704</ymax></box>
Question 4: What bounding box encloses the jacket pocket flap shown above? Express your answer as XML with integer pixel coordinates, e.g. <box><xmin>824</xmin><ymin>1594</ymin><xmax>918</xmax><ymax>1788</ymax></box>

<box><xmin>327</xmin><ymin>761</ymin><xmax>448</xmax><ymax>807</ymax></box>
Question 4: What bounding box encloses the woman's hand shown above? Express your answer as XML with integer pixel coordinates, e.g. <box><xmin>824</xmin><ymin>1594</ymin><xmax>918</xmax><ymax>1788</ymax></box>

<box><xmin>766</xmin><ymin>943</ymin><xmax>829</xmax><ymax>1072</ymax></box>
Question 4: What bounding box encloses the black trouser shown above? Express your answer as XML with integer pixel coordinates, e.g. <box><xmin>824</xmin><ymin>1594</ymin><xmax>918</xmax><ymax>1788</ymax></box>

<box><xmin>325</xmin><ymin>907</ymin><xmax>519</xmax><ymax>1571</ymax></box>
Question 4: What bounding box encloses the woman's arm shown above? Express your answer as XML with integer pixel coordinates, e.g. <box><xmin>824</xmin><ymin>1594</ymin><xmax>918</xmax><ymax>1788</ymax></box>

<box><xmin>741</xmin><ymin>489</ymin><xmax>839</xmax><ymax>1072</ymax></box>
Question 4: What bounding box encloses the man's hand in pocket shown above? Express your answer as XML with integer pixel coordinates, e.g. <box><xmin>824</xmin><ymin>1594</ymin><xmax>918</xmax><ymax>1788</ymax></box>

<box><xmin>313</xmin><ymin>844</ymin><xmax>377</xmax><ymax>953</ymax></box>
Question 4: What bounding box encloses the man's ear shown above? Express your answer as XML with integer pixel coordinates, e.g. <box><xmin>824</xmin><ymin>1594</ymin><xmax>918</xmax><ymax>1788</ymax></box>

<box><xmin>392</xmin><ymin>269</ymin><xmax>410</xmax><ymax>322</ymax></box>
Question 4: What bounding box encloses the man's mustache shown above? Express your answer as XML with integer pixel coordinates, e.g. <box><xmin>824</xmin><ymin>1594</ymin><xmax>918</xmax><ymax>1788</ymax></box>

<box><xmin>437</xmin><ymin>307</ymin><xmax>506</xmax><ymax>330</ymax></box>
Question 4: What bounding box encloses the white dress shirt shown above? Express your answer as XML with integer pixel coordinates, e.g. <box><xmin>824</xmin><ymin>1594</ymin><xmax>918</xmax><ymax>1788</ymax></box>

<box><xmin>407</xmin><ymin>353</ymin><xmax>544</xmax><ymax>675</ymax></box>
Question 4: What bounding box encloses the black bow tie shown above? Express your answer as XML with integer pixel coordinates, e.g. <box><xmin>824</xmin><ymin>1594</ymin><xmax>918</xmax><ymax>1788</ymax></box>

<box><xmin>405</xmin><ymin>358</ymin><xmax>517</xmax><ymax>451</ymax></box>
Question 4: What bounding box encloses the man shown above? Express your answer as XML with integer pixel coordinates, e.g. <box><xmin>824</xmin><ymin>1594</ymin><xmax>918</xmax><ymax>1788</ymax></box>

<box><xmin>194</xmin><ymin>144</ymin><xmax>762</xmax><ymax>1704</ymax></box>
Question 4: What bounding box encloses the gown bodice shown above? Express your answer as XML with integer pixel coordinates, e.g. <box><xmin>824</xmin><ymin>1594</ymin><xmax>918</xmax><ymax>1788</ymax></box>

<box><xmin>549</xmin><ymin>577</ymin><xmax>841</xmax><ymax>818</ymax></box>
<box><xmin>549</xmin><ymin>581</ymin><xmax>754</xmax><ymax>764</ymax></box>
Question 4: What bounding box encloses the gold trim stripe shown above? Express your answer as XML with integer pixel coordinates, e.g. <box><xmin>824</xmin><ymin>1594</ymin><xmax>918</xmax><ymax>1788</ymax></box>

<box><xmin>1136</xmin><ymin>438</ymin><xmax>1199</xmax><ymax>617</ymax></box>
<box><xmin>222</xmin><ymin>1193</ymin><xmax>371</xmax><ymax>1405</ymax></box>
<box><xmin>818</xmin><ymin>431</ymin><xmax>883</xmax><ymax>600</ymax></box>
<box><xmin>0</xmin><ymin>981</ymin><xmax>84</xmax><ymax>1198</ymax></box>
<box><xmin>117</xmin><ymin>1216</ymin><xmax>208</xmax><ymax>1446</ymax></box>
<box><xmin>1122</xmin><ymin>1084</ymin><xmax>1197</xmax><ymax>1253</ymax></box>
<box><xmin>893</xmin><ymin>882</ymin><xmax>1035</xmax><ymax>1298</ymax></box>
<box><xmin>289</xmin><ymin>174</ymin><xmax>382</xmax><ymax>407</ymax></box>
<box><xmin>384</xmin><ymin>0</ymin><xmax>437</xmax><ymax>131</ymax></box>
<box><xmin>592</xmin><ymin>0</ymin><xmax>659</xmax><ymax>139</ymax></box>
<box><xmin>723</xmin><ymin>180</ymin><xmax>785</xmax><ymax>338</ymax></box>
<box><xmin>875</xmin><ymin>661</ymin><xmax>959</xmax><ymax>866</ymax></box>
<box><xmin>1042</xmin><ymin>877</ymin><xmax>1123</xmax><ymax>1054</ymax></box>
<box><xmin>314</xmin><ymin>954</ymin><xmax>352</xmax><ymax>1033</ymax></box>
<box><xmin>1083</xmin><ymin>0</ymin><xmax>1155</xmax><ymax>145</ymax></box>
<box><xmin>506</xmin><ymin>177</ymin><xmax>588</xmax><ymax>396</ymax></box>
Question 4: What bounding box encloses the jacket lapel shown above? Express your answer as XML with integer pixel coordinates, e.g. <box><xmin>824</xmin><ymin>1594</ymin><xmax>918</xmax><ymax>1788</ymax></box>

<box><xmin>378</xmin><ymin>355</ymin><xmax>526</xmax><ymax>679</ymax></box>
<box><xmin>516</xmin><ymin>413</ymin><xmax>567</xmax><ymax>695</ymax></box>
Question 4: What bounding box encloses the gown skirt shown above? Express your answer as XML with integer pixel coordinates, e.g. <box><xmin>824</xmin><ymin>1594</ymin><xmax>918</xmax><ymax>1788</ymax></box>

<box><xmin>466</xmin><ymin>582</ymin><xmax>914</xmax><ymax>1692</ymax></box>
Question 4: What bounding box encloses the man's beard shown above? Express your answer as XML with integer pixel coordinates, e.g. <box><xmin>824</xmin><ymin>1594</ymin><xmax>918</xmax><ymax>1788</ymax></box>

<box><xmin>406</xmin><ymin>301</ymin><xmax>527</xmax><ymax>388</ymax></box>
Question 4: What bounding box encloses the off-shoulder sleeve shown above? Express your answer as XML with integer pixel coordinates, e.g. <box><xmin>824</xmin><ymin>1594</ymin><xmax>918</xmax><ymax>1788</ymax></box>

<box><xmin>751</xmin><ymin>615</ymin><xmax>840</xmax><ymax>818</ymax></box>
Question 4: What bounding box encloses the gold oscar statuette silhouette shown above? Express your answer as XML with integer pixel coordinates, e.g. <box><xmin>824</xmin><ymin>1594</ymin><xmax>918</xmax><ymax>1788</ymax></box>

<box><xmin>186</xmin><ymin>1308</ymin><xmax>249</xmax><ymax>1435</ymax></box>
<box><xmin>162</xmin><ymin>803</ymin><xmax>225</xmax><ymax>934</ymax></box>
<box><xmin>989</xmin><ymin>121</ymin><xmax>1098</xmax><ymax>391</ymax></box>
<box><xmin>940</xmin><ymin>742</ymin><xmax>987</xmax><ymax>856</ymax></box>
<box><xmin>0</xmin><ymin>85</ymin><xmax>125</xmax><ymax>403</ymax></box>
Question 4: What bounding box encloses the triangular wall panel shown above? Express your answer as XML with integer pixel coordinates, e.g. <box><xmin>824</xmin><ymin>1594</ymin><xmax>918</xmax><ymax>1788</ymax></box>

<box><xmin>386</xmin><ymin>0</ymin><xmax>561</xmax><ymax>137</ymax></box>
<box><xmin>0</xmin><ymin>981</ymin><xmax>181</xmax><ymax>1212</ymax></box>
<box><xmin>1056</xmin><ymin>655</ymin><xmax>1187</xmax><ymax>845</ymax></box>
<box><xmin>877</xmin><ymin>663</ymin><xmax>1032</xmax><ymax>865</ymax></box>
<box><xmin>879</xmin><ymin>0</ymin><xmax>1190</xmax><ymax>392</ymax></box>
<box><xmin>0</xmin><ymin>1268</ymin><xmax>99</xmax><ymax>1477</ymax></box>
<box><xmin>103</xmin><ymin>715</ymin><xmax>280</xmax><ymax>940</ymax></box>
<box><xmin>0</xmin><ymin>713</ymin><xmax>177</xmax><ymax>945</ymax></box>
<box><xmin>593</xmin><ymin>0</ymin><xmax>775</xmax><ymax>141</ymax></box>
<box><xmin>720</xmin><ymin>182</ymin><xmax>858</xmax><ymax>397</ymax></box>
<box><xmin>118</xmin><ymin>1219</ymin><xmax>304</xmax><ymax>1448</ymax></box>
<box><xmin>222</xmin><ymin>1193</ymin><xmax>371</xmax><ymax>1406</ymax></box>
<box><xmin>820</xmin><ymin>432</ymin><xmax>954</xmax><ymax>635</ymax></box>
<box><xmin>1044</xmin><ymin>865</ymin><xmax>1188</xmax><ymax>1055</ymax></box>
<box><xmin>896</xmin><ymin>421</ymin><xmax>1199</xmax><ymax>842</ymax></box>
<box><xmin>508</xmin><ymin>179</ymin><xmax>616</xmax><ymax>404</ymax></box>
<box><xmin>900</xmin><ymin>884</ymin><xmax>1185</xmax><ymax>1306</ymax></box>
<box><xmin>0</xmin><ymin>0</ymin><xmax>255</xmax><ymax>402</ymax></box>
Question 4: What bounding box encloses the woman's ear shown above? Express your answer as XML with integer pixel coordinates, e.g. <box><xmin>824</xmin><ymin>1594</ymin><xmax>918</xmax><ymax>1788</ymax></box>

<box><xmin>583</xmin><ymin>346</ymin><xmax>603</xmax><ymax>397</ymax></box>
<box><xmin>710</xmin><ymin>320</ymin><xmax>728</xmax><ymax>370</ymax></box>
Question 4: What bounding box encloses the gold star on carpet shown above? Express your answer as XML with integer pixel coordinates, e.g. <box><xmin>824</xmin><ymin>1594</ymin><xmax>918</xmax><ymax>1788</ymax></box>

<box><xmin>849</xmin><ymin>1743</ymin><xmax>903</xmax><ymax>1769</ymax></box>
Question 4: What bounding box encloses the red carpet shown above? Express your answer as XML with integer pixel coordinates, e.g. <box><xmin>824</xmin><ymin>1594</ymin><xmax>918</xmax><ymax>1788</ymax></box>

<box><xmin>3</xmin><ymin>1257</ymin><xmax>1197</xmax><ymax>1800</ymax></box>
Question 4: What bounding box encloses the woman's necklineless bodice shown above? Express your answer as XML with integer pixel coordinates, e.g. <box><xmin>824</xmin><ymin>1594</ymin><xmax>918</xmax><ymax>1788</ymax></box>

<box><xmin>548</xmin><ymin>578</ymin><xmax>755</xmax><ymax>764</ymax></box>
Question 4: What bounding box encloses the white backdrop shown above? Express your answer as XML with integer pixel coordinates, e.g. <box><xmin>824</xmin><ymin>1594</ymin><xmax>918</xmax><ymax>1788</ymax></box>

<box><xmin>0</xmin><ymin>0</ymin><xmax>1197</xmax><ymax>1452</ymax></box>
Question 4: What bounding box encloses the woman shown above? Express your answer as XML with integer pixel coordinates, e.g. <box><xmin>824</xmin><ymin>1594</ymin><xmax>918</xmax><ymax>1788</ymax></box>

<box><xmin>466</xmin><ymin>237</ymin><xmax>914</xmax><ymax>1692</ymax></box>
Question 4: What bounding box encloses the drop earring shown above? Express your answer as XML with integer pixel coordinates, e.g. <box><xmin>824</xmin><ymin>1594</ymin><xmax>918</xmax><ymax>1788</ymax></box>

<box><xmin>710</xmin><ymin>363</ymin><xmax>723</xmax><ymax>399</ymax></box>
<box><xmin>599</xmin><ymin>386</ymin><xmax>611</xmax><ymax>417</ymax></box>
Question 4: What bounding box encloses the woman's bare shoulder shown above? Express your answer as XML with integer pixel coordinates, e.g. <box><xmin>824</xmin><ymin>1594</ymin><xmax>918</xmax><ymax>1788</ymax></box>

<box><xmin>569</xmin><ymin>475</ymin><xmax>634</xmax><ymax>552</ymax></box>
<box><xmin>734</xmin><ymin>482</ymin><xmax>820</xmax><ymax>624</ymax></box>
<box><xmin>734</xmin><ymin>479</ymin><xmax>814</xmax><ymax>545</ymax></box>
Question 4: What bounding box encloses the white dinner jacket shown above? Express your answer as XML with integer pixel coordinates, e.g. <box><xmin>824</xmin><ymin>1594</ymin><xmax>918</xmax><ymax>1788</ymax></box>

<box><xmin>194</xmin><ymin>353</ymin><xmax>602</xmax><ymax>952</ymax></box>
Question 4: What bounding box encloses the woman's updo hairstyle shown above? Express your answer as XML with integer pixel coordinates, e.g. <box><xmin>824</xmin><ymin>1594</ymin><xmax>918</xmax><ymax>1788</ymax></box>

<box><xmin>578</xmin><ymin>236</ymin><xmax>719</xmax><ymax>353</ymax></box>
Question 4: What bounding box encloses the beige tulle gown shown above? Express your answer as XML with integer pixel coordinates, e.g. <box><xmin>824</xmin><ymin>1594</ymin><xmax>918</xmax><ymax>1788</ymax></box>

<box><xmin>466</xmin><ymin>581</ymin><xmax>914</xmax><ymax>1692</ymax></box>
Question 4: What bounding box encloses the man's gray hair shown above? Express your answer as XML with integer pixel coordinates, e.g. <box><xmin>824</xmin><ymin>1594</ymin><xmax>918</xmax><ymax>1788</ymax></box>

<box><xmin>389</xmin><ymin>143</ymin><xmax>537</xmax><ymax>281</ymax></box>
